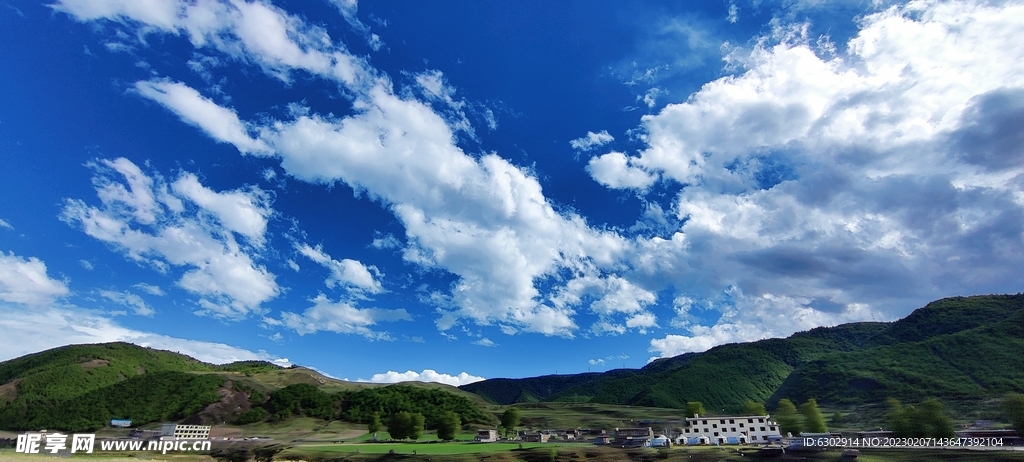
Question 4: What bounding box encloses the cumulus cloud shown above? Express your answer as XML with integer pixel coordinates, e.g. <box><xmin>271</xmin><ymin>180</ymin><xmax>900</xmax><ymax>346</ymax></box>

<box><xmin>587</xmin><ymin>152</ymin><xmax>657</xmax><ymax>189</ymax></box>
<box><xmin>276</xmin><ymin>293</ymin><xmax>411</xmax><ymax>339</ymax></box>
<box><xmin>596</xmin><ymin>0</ymin><xmax>1024</xmax><ymax>356</ymax></box>
<box><xmin>102</xmin><ymin>14</ymin><xmax>630</xmax><ymax>337</ymax></box>
<box><xmin>0</xmin><ymin>252</ymin><xmax>70</xmax><ymax>305</ymax></box>
<box><xmin>61</xmin><ymin>158</ymin><xmax>279</xmax><ymax>319</ymax></box>
<box><xmin>57</xmin><ymin>0</ymin><xmax>1024</xmax><ymax>354</ymax></box>
<box><xmin>0</xmin><ymin>300</ymin><xmax>289</xmax><ymax>365</ymax></box>
<box><xmin>296</xmin><ymin>243</ymin><xmax>382</xmax><ymax>293</ymax></box>
<box><xmin>364</xmin><ymin>369</ymin><xmax>485</xmax><ymax>386</ymax></box>
<box><xmin>569</xmin><ymin>130</ymin><xmax>614</xmax><ymax>151</ymax></box>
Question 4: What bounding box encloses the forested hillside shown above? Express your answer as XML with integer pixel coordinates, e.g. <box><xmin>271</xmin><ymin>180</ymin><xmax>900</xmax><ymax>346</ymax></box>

<box><xmin>0</xmin><ymin>343</ymin><xmax>492</xmax><ymax>432</ymax></box>
<box><xmin>462</xmin><ymin>294</ymin><xmax>1024</xmax><ymax>412</ymax></box>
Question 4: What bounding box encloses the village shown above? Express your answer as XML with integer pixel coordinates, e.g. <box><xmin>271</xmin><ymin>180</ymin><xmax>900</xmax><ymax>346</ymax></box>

<box><xmin>473</xmin><ymin>413</ymin><xmax>788</xmax><ymax>448</ymax></box>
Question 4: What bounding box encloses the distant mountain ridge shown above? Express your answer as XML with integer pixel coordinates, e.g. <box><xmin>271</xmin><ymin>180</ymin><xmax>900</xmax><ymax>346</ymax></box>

<box><xmin>460</xmin><ymin>294</ymin><xmax>1024</xmax><ymax>412</ymax></box>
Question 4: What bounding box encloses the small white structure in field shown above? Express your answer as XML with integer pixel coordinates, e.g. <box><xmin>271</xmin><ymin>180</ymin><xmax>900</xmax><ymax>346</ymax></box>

<box><xmin>474</xmin><ymin>429</ymin><xmax>498</xmax><ymax>442</ymax></box>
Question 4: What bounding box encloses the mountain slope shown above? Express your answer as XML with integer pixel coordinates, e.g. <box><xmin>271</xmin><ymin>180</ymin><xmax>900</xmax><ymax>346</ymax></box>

<box><xmin>0</xmin><ymin>342</ymin><xmax>492</xmax><ymax>432</ymax></box>
<box><xmin>461</xmin><ymin>294</ymin><xmax>1024</xmax><ymax>411</ymax></box>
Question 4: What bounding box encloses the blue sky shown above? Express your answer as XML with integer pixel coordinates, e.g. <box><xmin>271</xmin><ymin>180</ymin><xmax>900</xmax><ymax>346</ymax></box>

<box><xmin>2</xmin><ymin>0</ymin><xmax>1023</xmax><ymax>385</ymax></box>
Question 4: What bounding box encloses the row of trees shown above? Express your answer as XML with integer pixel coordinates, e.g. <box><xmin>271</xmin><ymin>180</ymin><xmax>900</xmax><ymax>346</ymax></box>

<box><xmin>774</xmin><ymin>398</ymin><xmax>827</xmax><ymax>435</ymax></box>
<box><xmin>885</xmin><ymin>398</ymin><xmax>955</xmax><ymax>438</ymax></box>
<box><xmin>366</xmin><ymin>410</ymin><xmax>463</xmax><ymax>441</ymax></box>
<box><xmin>232</xmin><ymin>383</ymin><xmax>491</xmax><ymax>430</ymax></box>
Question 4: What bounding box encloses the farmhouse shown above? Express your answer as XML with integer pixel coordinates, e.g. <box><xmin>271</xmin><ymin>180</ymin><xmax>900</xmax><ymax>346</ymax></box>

<box><xmin>474</xmin><ymin>429</ymin><xmax>498</xmax><ymax>442</ymax></box>
<box><xmin>612</xmin><ymin>427</ymin><xmax>654</xmax><ymax>447</ymax></box>
<box><xmin>677</xmin><ymin>414</ymin><xmax>781</xmax><ymax>445</ymax></box>
<box><xmin>521</xmin><ymin>432</ymin><xmax>550</xmax><ymax>443</ymax></box>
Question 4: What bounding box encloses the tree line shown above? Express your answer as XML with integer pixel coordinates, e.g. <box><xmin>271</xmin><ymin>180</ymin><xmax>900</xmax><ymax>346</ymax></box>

<box><xmin>234</xmin><ymin>383</ymin><xmax>492</xmax><ymax>437</ymax></box>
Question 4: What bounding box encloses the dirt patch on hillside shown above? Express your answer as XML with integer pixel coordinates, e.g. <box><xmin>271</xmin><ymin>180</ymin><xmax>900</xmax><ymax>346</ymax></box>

<box><xmin>0</xmin><ymin>379</ymin><xmax>21</xmax><ymax>404</ymax></box>
<box><xmin>135</xmin><ymin>365</ymin><xmax>146</xmax><ymax>375</ymax></box>
<box><xmin>79</xmin><ymin>359</ymin><xmax>110</xmax><ymax>369</ymax></box>
<box><xmin>183</xmin><ymin>381</ymin><xmax>250</xmax><ymax>425</ymax></box>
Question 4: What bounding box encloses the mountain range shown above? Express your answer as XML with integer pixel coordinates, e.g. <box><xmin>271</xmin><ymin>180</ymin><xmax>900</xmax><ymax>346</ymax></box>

<box><xmin>459</xmin><ymin>294</ymin><xmax>1024</xmax><ymax>413</ymax></box>
<box><xmin>1</xmin><ymin>294</ymin><xmax>1021</xmax><ymax>431</ymax></box>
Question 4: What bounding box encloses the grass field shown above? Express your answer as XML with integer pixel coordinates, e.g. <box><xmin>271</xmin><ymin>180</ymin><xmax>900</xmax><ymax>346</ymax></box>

<box><xmin>291</xmin><ymin>441</ymin><xmax>593</xmax><ymax>455</ymax></box>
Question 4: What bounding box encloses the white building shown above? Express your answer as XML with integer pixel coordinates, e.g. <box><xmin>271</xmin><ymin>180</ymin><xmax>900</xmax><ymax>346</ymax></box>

<box><xmin>160</xmin><ymin>423</ymin><xmax>211</xmax><ymax>440</ymax></box>
<box><xmin>474</xmin><ymin>429</ymin><xmax>498</xmax><ymax>442</ymax></box>
<box><xmin>677</xmin><ymin>414</ymin><xmax>781</xmax><ymax>445</ymax></box>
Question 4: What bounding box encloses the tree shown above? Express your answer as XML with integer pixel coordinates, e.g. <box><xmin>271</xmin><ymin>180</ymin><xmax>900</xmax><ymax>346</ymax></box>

<box><xmin>685</xmin><ymin>402</ymin><xmax>707</xmax><ymax>418</ymax></box>
<box><xmin>367</xmin><ymin>412</ymin><xmax>382</xmax><ymax>439</ymax></box>
<box><xmin>437</xmin><ymin>411</ymin><xmax>461</xmax><ymax>441</ymax></box>
<box><xmin>409</xmin><ymin>413</ymin><xmax>425</xmax><ymax>441</ymax></box>
<box><xmin>887</xmin><ymin>398</ymin><xmax>954</xmax><ymax>437</ymax></box>
<box><xmin>388</xmin><ymin>412</ymin><xmax>412</xmax><ymax>440</ymax></box>
<box><xmin>743</xmin><ymin>400</ymin><xmax>767</xmax><ymax>416</ymax></box>
<box><xmin>800</xmin><ymin>399</ymin><xmax>827</xmax><ymax>433</ymax></box>
<box><xmin>774</xmin><ymin>399</ymin><xmax>801</xmax><ymax>436</ymax></box>
<box><xmin>1005</xmin><ymin>393</ymin><xmax>1024</xmax><ymax>434</ymax></box>
<box><xmin>830</xmin><ymin>411</ymin><xmax>844</xmax><ymax>427</ymax></box>
<box><xmin>886</xmin><ymin>398</ymin><xmax>912</xmax><ymax>436</ymax></box>
<box><xmin>500</xmin><ymin>408</ymin><xmax>521</xmax><ymax>438</ymax></box>
<box><xmin>918</xmin><ymin>398</ymin><xmax>954</xmax><ymax>438</ymax></box>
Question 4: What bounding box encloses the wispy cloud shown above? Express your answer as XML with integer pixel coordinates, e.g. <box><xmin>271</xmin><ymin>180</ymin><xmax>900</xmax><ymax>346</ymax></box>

<box><xmin>98</xmin><ymin>289</ymin><xmax>155</xmax><ymax>316</ymax></box>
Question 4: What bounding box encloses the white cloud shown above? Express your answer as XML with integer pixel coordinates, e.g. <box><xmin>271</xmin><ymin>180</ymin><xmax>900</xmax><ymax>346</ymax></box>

<box><xmin>59</xmin><ymin>0</ymin><xmax>638</xmax><ymax>338</ymax></box>
<box><xmin>371</xmin><ymin>233</ymin><xmax>401</xmax><ymax>250</ymax></box>
<box><xmin>61</xmin><ymin>158</ymin><xmax>279</xmax><ymax>320</ymax></box>
<box><xmin>62</xmin><ymin>0</ymin><xmax>1024</xmax><ymax>348</ymax></box>
<box><xmin>588</xmin><ymin>358</ymin><xmax>605</xmax><ymax>365</ymax></box>
<box><xmin>606</xmin><ymin>0</ymin><xmax>1024</xmax><ymax>356</ymax></box>
<box><xmin>649</xmin><ymin>291</ymin><xmax>877</xmax><ymax>360</ymax></box>
<box><xmin>0</xmin><ymin>301</ymin><xmax>288</xmax><ymax>365</ymax></box>
<box><xmin>472</xmin><ymin>337</ymin><xmax>496</xmax><ymax>347</ymax></box>
<box><xmin>552</xmin><ymin>274</ymin><xmax>658</xmax><ymax>335</ymax></box>
<box><xmin>98</xmin><ymin>289</ymin><xmax>155</xmax><ymax>316</ymax></box>
<box><xmin>324</xmin><ymin>0</ymin><xmax>383</xmax><ymax>51</ymax></box>
<box><xmin>364</xmin><ymin>369</ymin><xmax>485</xmax><ymax>386</ymax></box>
<box><xmin>726</xmin><ymin>1</ymin><xmax>739</xmax><ymax>23</ymax></box>
<box><xmin>132</xmin><ymin>282</ymin><xmax>165</xmax><ymax>296</ymax></box>
<box><xmin>277</xmin><ymin>293</ymin><xmax>411</xmax><ymax>338</ymax></box>
<box><xmin>79</xmin><ymin>260</ymin><xmax>94</xmax><ymax>270</ymax></box>
<box><xmin>0</xmin><ymin>218</ymin><xmax>13</xmax><ymax>230</ymax></box>
<box><xmin>171</xmin><ymin>173</ymin><xmax>271</xmax><ymax>244</ymax></box>
<box><xmin>296</xmin><ymin>243</ymin><xmax>382</xmax><ymax>293</ymax></box>
<box><xmin>55</xmin><ymin>0</ymin><xmax>368</xmax><ymax>85</ymax></box>
<box><xmin>569</xmin><ymin>130</ymin><xmax>614</xmax><ymax>151</ymax></box>
<box><xmin>587</xmin><ymin>152</ymin><xmax>658</xmax><ymax>189</ymax></box>
<box><xmin>0</xmin><ymin>252</ymin><xmax>69</xmax><ymax>305</ymax></box>
<box><xmin>135</xmin><ymin>80</ymin><xmax>271</xmax><ymax>154</ymax></box>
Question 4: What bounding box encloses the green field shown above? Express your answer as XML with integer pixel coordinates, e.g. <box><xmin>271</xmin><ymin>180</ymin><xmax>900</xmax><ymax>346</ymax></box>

<box><xmin>292</xmin><ymin>441</ymin><xmax>593</xmax><ymax>455</ymax></box>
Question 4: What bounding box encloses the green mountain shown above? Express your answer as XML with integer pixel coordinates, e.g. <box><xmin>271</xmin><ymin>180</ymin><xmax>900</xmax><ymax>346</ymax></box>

<box><xmin>461</xmin><ymin>294</ymin><xmax>1024</xmax><ymax>412</ymax></box>
<box><xmin>0</xmin><ymin>342</ymin><xmax>492</xmax><ymax>432</ymax></box>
